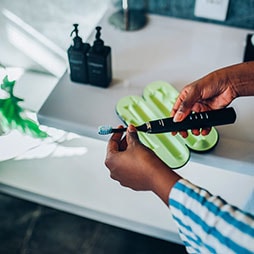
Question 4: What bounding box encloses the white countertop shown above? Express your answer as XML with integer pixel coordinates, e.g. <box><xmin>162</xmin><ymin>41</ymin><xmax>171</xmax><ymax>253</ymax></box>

<box><xmin>39</xmin><ymin>13</ymin><xmax>253</xmax><ymax>141</ymax></box>
<box><xmin>0</xmin><ymin>130</ymin><xmax>253</xmax><ymax>244</ymax></box>
<box><xmin>1</xmin><ymin>12</ymin><xmax>254</xmax><ymax>244</ymax></box>
<box><xmin>38</xmin><ymin>12</ymin><xmax>254</xmax><ymax>173</ymax></box>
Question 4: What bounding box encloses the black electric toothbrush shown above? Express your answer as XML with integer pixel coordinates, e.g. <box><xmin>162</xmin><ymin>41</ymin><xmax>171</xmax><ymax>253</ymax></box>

<box><xmin>98</xmin><ymin>107</ymin><xmax>236</xmax><ymax>135</ymax></box>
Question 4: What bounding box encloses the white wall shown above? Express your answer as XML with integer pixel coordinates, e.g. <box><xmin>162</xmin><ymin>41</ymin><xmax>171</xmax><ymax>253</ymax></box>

<box><xmin>0</xmin><ymin>0</ymin><xmax>109</xmax><ymax>76</ymax></box>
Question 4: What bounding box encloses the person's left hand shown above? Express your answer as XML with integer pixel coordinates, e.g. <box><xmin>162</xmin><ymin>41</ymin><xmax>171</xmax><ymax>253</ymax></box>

<box><xmin>105</xmin><ymin>125</ymin><xmax>157</xmax><ymax>191</ymax></box>
<box><xmin>105</xmin><ymin>125</ymin><xmax>181</xmax><ymax>204</ymax></box>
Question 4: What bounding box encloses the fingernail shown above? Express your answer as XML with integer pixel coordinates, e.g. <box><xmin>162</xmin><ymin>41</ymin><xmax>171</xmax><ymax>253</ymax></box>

<box><xmin>173</xmin><ymin>111</ymin><xmax>183</xmax><ymax>122</ymax></box>
<box><xmin>128</xmin><ymin>125</ymin><xmax>136</xmax><ymax>132</ymax></box>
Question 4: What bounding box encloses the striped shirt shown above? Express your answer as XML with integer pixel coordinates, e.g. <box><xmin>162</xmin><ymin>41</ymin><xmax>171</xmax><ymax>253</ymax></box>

<box><xmin>169</xmin><ymin>179</ymin><xmax>254</xmax><ymax>253</ymax></box>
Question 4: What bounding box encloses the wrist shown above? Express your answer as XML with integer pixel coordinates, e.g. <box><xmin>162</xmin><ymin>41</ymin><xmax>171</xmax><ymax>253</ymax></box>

<box><xmin>150</xmin><ymin>162</ymin><xmax>181</xmax><ymax>205</ymax></box>
<box><xmin>220</xmin><ymin>62</ymin><xmax>254</xmax><ymax>98</ymax></box>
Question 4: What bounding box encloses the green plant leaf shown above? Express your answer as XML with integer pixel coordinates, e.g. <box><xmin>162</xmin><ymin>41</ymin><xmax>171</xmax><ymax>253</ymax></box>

<box><xmin>1</xmin><ymin>75</ymin><xmax>15</xmax><ymax>95</ymax></box>
<box><xmin>0</xmin><ymin>75</ymin><xmax>48</xmax><ymax>138</ymax></box>
<box><xmin>20</xmin><ymin>119</ymin><xmax>48</xmax><ymax>138</ymax></box>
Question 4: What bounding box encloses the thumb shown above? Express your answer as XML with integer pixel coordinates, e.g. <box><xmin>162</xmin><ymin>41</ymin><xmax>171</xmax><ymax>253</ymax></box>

<box><xmin>173</xmin><ymin>92</ymin><xmax>198</xmax><ymax>122</ymax></box>
<box><xmin>126</xmin><ymin>125</ymin><xmax>140</xmax><ymax>146</ymax></box>
<box><xmin>173</xmin><ymin>104</ymin><xmax>192</xmax><ymax>122</ymax></box>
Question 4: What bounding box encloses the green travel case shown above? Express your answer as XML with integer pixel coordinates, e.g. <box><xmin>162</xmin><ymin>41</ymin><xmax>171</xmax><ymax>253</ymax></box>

<box><xmin>116</xmin><ymin>81</ymin><xmax>219</xmax><ymax>169</ymax></box>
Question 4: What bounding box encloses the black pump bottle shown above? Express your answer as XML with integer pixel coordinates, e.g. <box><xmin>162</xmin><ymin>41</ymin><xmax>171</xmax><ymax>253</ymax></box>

<box><xmin>67</xmin><ymin>24</ymin><xmax>90</xmax><ymax>83</ymax></box>
<box><xmin>87</xmin><ymin>26</ymin><xmax>112</xmax><ymax>88</ymax></box>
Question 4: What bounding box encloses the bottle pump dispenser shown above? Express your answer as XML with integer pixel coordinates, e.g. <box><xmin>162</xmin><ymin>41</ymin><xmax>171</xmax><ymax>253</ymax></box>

<box><xmin>67</xmin><ymin>24</ymin><xmax>90</xmax><ymax>83</ymax></box>
<box><xmin>87</xmin><ymin>26</ymin><xmax>112</xmax><ymax>88</ymax></box>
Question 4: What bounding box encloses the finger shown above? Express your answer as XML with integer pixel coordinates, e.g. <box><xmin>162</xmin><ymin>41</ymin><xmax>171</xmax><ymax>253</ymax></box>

<box><xmin>191</xmin><ymin>128</ymin><xmax>201</xmax><ymax>136</ymax></box>
<box><xmin>179</xmin><ymin>130</ymin><xmax>188</xmax><ymax>138</ymax></box>
<box><xmin>126</xmin><ymin>125</ymin><xmax>140</xmax><ymax>146</ymax></box>
<box><xmin>119</xmin><ymin>136</ymin><xmax>127</xmax><ymax>151</ymax></box>
<box><xmin>173</xmin><ymin>101</ymin><xmax>195</xmax><ymax>122</ymax></box>
<box><xmin>201</xmin><ymin>127</ymin><xmax>211</xmax><ymax>136</ymax></box>
<box><xmin>172</xmin><ymin>86</ymin><xmax>200</xmax><ymax>122</ymax></box>
<box><xmin>171</xmin><ymin>97</ymin><xmax>182</xmax><ymax>117</ymax></box>
<box><xmin>107</xmin><ymin>126</ymin><xmax>124</xmax><ymax>154</ymax></box>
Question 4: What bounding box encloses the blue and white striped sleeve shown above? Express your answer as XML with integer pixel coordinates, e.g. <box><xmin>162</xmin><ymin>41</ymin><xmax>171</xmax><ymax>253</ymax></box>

<box><xmin>169</xmin><ymin>179</ymin><xmax>254</xmax><ymax>254</ymax></box>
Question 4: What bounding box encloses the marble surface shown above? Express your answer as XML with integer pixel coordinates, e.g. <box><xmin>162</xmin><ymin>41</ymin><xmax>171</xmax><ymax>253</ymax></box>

<box><xmin>0</xmin><ymin>193</ymin><xmax>187</xmax><ymax>254</ymax></box>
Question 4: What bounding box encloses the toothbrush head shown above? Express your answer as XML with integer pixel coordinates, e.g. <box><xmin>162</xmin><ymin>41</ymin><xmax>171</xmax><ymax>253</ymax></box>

<box><xmin>98</xmin><ymin>125</ymin><xmax>127</xmax><ymax>135</ymax></box>
<box><xmin>98</xmin><ymin>125</ymin><xmax>113</xmax><ymax>135</ymax></box>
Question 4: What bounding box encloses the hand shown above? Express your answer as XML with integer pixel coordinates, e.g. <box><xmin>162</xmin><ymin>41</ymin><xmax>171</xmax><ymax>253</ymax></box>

<box><xmin>171</xmin><ymin>80</ymin><xmax>234</xmax><ymax>137</ymax></box>
<box><xmin>171</xmin><ymin>64</ymin><xmax>240</xmax><ymax>137</ymax></box>
<box><xmin>105</xmin><ymin>125</ymin><xmax>181</xmax><ymax>205</ymax></box>
<box><xmin>171</xmin><ymin>62</ymin><xmax>254</xmax><ymax>137</ymax></box>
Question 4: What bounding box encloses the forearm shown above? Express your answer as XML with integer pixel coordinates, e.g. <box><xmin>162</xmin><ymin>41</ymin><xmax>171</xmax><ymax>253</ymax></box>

<box><xmin>214</xmin><ymin>61</ymin><xmax>254</xmax><ymax>98</ymax></box>
<box><xmin>150</xmin><ymin>162</ymin><xmax>182</xmax><ymax>206</ymax></box>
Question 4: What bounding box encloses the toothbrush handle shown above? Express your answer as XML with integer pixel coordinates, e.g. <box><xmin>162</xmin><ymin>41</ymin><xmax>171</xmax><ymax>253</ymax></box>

<box><xmin>147</xmin><ymin>107</ymin><xmax>236</xmax><ymax>134</ymax></box>
<box><xmin>111</xmin><ymin>127</ymin><xmax>127</xmax><ymax>133</ymax></box>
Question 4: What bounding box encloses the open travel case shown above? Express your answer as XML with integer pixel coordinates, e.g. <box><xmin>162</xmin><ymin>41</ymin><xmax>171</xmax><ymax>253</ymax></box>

<box><xmin>116</xmin><ymin>81</ymin><xmax>219</xmax><ymax>169</ymax></box>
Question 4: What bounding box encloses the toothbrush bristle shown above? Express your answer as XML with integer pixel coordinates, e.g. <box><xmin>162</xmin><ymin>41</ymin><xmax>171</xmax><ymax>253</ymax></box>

<box><xmin>98</xmin><ymin>125</ymin><xmax>113</xmax><ymax>135</ymax></box>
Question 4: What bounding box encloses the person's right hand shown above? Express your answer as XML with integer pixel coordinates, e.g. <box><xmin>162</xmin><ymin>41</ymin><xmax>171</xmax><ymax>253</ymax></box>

<box><xmin>171</xmin><ymin>62</ymin><xmax>254</xmax><ymax>137</ymax></box>
<box><xmin>171</xmin><ymin>65</ymin><xmax>240</xmax><ymax>137</ymax></box>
